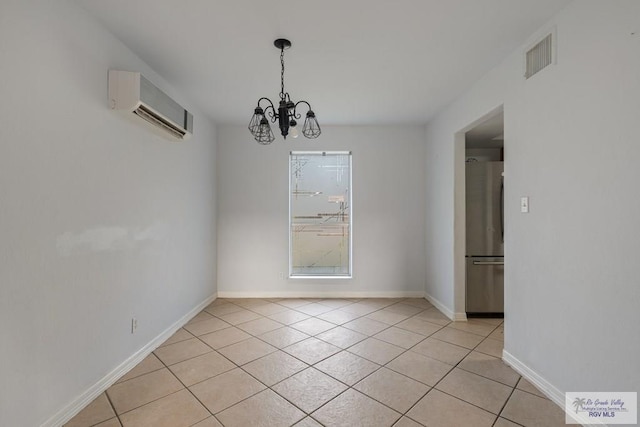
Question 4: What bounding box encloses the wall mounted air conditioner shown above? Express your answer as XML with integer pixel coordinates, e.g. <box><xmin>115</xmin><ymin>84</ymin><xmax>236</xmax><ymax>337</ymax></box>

<box><xmin>108</xmin><ymin>70</ymin><xmax>193</xmax><ymax>140</ymax></box>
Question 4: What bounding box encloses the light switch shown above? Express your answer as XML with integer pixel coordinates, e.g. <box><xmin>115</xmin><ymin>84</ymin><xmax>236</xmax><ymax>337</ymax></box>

<box><xmin>520</xmin><ymin>197</ymin><xmax>529</xmax><ymax>213</ymax></box>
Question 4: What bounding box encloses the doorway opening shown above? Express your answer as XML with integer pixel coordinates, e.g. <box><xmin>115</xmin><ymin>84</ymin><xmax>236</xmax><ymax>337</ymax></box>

<box><xmin>453</xmin><ymin>106</ymin><xmax>504</xmax><ymax>320</ymax></box>
<box><xmin>465</xmin><ymin>112</ymin><xmax>504</xmax><ymax>318</ymax></box>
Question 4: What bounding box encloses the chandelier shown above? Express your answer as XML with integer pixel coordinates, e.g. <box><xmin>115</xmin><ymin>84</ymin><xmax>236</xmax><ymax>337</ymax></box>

<box><xmin>248</xmin><ymin>39</ymin><xmax>321</xmax><ymax>144</ymax></box>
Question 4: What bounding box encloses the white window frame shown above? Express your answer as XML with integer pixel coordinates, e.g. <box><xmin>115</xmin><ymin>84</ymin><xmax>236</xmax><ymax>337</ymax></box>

<box><xmin>289</xmin><ymin>151</ymin><xmax>353</xmax><ymax>279</ymax></box>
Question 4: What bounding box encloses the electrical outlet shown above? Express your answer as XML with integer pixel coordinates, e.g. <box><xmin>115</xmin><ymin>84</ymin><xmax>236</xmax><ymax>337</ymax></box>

<box><xmin>521</xmin><ymin>197</ymin><xmax>529</xmax><ymax>213</ymax></box>
<box><xmin>131</xmin><ymin>317</ymin><xmax>138</xmax><ymax>334</ymax></box>
<box><xmin>279</xmin><ymin>272</ymin><xmax>286</xmax><ymax>280</ymax></box>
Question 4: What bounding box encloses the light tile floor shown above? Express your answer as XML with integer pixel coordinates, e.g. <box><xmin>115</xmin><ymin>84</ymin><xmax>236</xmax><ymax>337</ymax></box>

<box><xmin>65</xmin><ymin>298</ymin><xmax>567</xmax><ymax>427</ymax></box>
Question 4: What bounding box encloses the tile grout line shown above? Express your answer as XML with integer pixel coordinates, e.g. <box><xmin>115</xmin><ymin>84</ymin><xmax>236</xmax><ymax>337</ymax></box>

<box><xmin>138</xmin><ymin>302</ymin><xmax>251</xmax><ymax>424</ymax></box>
<box><xmin>491</xmin><ymin>380</ymin><xmax>524</xmax><ymax>427</ymax></box>
<box><xmin>101</xmin><ymin>391</ymin><xmax>123</xmax><ymax>427</ymax></box>
<box><xmin>292</xmin><ymin>302</ymin><xmax>514</xmax><ymax>427</ymax></box>
<box><xmin>367</xmin><ymin>308</ymin><xmax>505</xmax><ymax>425</ymax></box>
<box><xmin>218</xmin><ymin>299</ymin><xmax>480</xmax><ymax>424</ymax></box>
<box><xmin>151</xmin><ymin>345</ymin><xmax>224</xmax><ymax>427</ymax></box>
<box><xmin>402</xmin><ymin>319</ymin><xmax>513</xmax><ymax>425</ymax></box>
<box><xmin>94</xmin><ymin>298</ymin><xmax>510</xmax><ymax>427</ymax></box>
<box><xmin>242</xmin><ymin>298</ymin><xmax>502</xmax><ymax>426</ymax></box>
<box><xmin>266</xmin><ymin>298</ymin><xmax>437</xmax><ymax>425</ymax></box>
<box><xmin>184</xmin><ymin>300</ymin><xmax>334</xmax><ymax>424</ymax></box>
<box><xmin>367</xmin><ymin>305</ymin><xmax>456</xmax><ymax>426</ymax></box>
<box><xmin>74</xmin><ymin>299</ymin><xmax>416</xmax><ymax>427</ymax></box>
<box><xmin>223</xmin><ymin>298</ymin><xmax>427</xmax><ymax>426</ymax></box>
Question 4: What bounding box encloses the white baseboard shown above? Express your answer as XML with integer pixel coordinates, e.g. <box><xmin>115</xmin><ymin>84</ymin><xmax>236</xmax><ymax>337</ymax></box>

<box><xmin>217</xmin><ymin>291</ymin><xmax>426</xmax><ymax>299</ymax></box>
<box><xmin>43</xmin><ymin>293</ymin><xmax>217</xmax><ymax>427</ymax></box>
<box><xmin>502</xmin><ymin>349</ymin><xmax>565</xmax><ymax>405</ymax></box>
<box><xmin>502</xmin><ymin>350</ymin><xmax>605</xmax><ymax>427</ymax></box>
<box><xmin>424</xmin><ymin>292</ymin><xmax>465</xmax><ymax>321</ymax></box>
<box><xmin>452</xmin><ymin>311</ymin><xmax>468</xmax><ymax>321</ymax></box>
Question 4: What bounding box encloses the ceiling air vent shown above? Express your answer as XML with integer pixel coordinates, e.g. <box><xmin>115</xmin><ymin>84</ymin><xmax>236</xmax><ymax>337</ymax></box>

<box><xmin>525</xmin><ymin>33</ymin><xmax>553</xmax><ymax>79</ymax></box>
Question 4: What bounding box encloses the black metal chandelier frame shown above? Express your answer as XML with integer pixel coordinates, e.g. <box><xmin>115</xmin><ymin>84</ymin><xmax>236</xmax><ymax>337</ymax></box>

<box><xmin>248</xmin><ymin>39</ymin><xmax>321</xmax><ymax>145</ymax></box>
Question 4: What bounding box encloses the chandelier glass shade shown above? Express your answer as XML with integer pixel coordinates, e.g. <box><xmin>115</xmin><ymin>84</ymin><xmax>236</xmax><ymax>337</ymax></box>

<box><xmin>248</xmin><ymin>39</ymin><xmax>321</xmax><ymax>144</ymax></box>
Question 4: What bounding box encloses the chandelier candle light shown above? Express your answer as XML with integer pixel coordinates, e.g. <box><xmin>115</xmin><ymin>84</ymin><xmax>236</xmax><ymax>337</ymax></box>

<box><xmin>248</xmin><ymin>39</ymin><xmax>321</xmax><ymax>144</ymax></box>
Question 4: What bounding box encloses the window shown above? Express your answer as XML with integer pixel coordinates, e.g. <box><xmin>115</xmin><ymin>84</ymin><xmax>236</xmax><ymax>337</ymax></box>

<box><xmin>289</xmin><ymin>151</ymin><xmax>352</xmax><ymax>277</ymax></box>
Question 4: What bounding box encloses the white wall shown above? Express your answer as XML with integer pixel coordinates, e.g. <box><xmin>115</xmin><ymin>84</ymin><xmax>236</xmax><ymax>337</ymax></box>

<box><xmin>425</xmin><ymin>0</ymin><xmax>640</xmax><ymax>403</ymax></box>
<box><xmin>217</xmin><ymin>125</ymin><xmax>426</xmax><ymax>297</ymax></box>
<box><xmin>0</xmin><ymin>1</ymin><xmax>217</xmax><ymax>425</ymax></box>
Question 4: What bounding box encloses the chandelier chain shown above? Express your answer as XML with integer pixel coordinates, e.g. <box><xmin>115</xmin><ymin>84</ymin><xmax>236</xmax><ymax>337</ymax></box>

<box><xmin>280</xmin><ymin>47</ymin><xmax>285</xmax><ymax>99</ymax></box>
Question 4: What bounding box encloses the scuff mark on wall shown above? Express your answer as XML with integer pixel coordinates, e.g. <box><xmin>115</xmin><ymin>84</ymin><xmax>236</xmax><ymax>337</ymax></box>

<box><xmin>56</xmin><ymin>221</ymin><xmax>168</xmax><ymax>256</ymax></box>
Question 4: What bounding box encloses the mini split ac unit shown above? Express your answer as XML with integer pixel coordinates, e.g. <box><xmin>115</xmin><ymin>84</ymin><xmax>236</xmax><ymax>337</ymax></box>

<box><xmin>108</xmin><ymin>70</ymin><xmax>193</xmax><ymax>140</ymax></box>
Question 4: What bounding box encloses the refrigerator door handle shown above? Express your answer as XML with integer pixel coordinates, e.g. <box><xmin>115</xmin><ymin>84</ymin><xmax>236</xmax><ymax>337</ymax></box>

<box><xmin>473</xmin><ymin>260</ymin><xmax>505</xmax><ymax>265</ymax></box>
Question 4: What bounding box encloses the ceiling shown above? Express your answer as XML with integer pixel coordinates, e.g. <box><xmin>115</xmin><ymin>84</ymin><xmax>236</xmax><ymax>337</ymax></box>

<box><xmin>466</xmin><ymin>112</ymin><xmax>504</xmax><ymax>149</ymax></box>
<box><xmin>76</xmin><ymin>0</ymin><xmax>571</xmax><ymax>126</ymax></box>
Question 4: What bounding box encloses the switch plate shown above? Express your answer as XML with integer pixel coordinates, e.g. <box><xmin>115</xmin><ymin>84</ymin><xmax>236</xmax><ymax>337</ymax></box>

<box><xmin>520</xmin><ymin>197</ymin><xmax>529</xmax><ymax>213</ymax></box>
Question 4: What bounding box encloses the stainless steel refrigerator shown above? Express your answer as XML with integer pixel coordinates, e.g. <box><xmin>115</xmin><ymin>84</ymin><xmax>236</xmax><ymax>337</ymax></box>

<box><xmin>465</xmin><ymin>161</ymin><xmax>504</xmax><ymax>316</ymax></box>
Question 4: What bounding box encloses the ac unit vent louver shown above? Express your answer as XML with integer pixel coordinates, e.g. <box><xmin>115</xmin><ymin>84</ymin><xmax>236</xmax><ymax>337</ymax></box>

<box><xmin>525</xmin><ymin>33</ymin><xmax>553</xmax><ymax>79</ymax></box>
<box><xmin>133</xmin><ymin>104</ymin><xmax>188</xmax><ymax>139</ymax></box>
<box><xmin>108</xmin><ymin>70</ymin><xmax>193</xmax><ymax>140</ymax></box>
